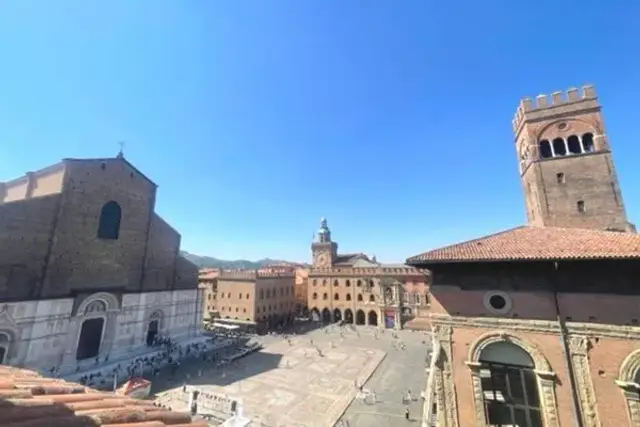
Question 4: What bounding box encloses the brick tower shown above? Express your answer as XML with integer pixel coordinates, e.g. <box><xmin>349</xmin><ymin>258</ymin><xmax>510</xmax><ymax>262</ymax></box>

<box><xmin>513</xmin><ymin>85</ymin><xmax>635</xmax><ymax>232</ymax></box>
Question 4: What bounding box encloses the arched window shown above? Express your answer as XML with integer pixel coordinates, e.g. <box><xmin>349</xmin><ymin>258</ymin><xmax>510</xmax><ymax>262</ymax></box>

<box><xmin>479</xmin><ymin>342</ymin><xmax>542</xmax><ymax>426</ymax></box>
<box><xmin>322</xmin><ymin>279</ymin><xmax>327</xmax><ymax>286</ymax></box>
<box><xmin>333</xmin><ymin>280</ymin><xmax>339</xmax><ymax>287</ymax></box>
<box><xmin>346</xmin><ymin>280</ymin><xmax>351</xmax><ymax>287</ymax></box>
<box><xmin>323</xmin><ymin>293</ymin><xmax>328</xmax><ymax>300</ymax></box>
<box><xmin>539</xmin><ymin>140</ymin><xmax>553</xmax><ymax>158</ymax></box>
<box><xmin>346</xmin><ymin>294</ymin><xmax>352</xmax><ymax>301</ymax></box>
<box><xmin>369</xmin><ymin>294</ymin><xmax>375</xmax><ymax>302</ymax></box>
<box><xmin>334</xmin><ymin>293</ymin><xmax>339</xmax><ymax>301</ymax></box>
<box><xmin>582</xmin><ymin>132</ymin><xmax>595</xmax><ymax>152</ymax></box>
<box><xmin>312</xmin><ymin>292</ymin><xmax>318</xmax><ymax>300</ymax></box>
<box><xmin>567</xmin><ymin>135</ymin><xmax>582</xmax><ymax>154</ymax></box>
<box><xmin>357</xmin><ymin>293</ymin><xmax>363</xmax><ymax>301</ymax></box>
<box><xmin>97</xmin><ymin>201</ymin><xmax>122</xmax><ymax>240</ymax></box>
<box><xmin>552</xmin><ymin>138</ymin><xmax>566</xmax><ymax>156</ymax></box>
<box><xmin>356</xmin><ymin>280</ymin><xmax>362</xmax><ymax>287</ymax></box>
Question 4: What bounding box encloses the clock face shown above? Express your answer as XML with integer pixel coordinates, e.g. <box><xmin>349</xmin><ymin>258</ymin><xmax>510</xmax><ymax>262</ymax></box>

<box><xmin>316</xmin><ymin>253</ymin><xmax>329</xmax><ymax>267</ymax></box>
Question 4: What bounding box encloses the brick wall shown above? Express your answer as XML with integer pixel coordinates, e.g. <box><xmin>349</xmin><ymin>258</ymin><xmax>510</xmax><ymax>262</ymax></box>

<box><xmin>142</xmin><ymin>214</ymin><xmax>180</xmax><ymax>291</ymax></box>
<box><xmin>43</xmin><ymin>159</ymin><xmax>156</xmax><ymax>295</ymax></box>
<box><xmin>0</xmin><ymin>195</ymin><xmax>59</xmax><ymax>300</ymax></box>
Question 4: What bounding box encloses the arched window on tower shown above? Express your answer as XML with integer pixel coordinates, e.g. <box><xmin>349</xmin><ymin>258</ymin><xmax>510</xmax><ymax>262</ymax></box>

<box><xmin>539</xmin><ymin>140</ymin><xmax>552</xmax><ymax>159</ymax></box>
<box><xmin>567</xmin><ymin>135</ymin><xmax>582</xmax><ymax>154</ymax></box>
<box><xmin>97</xmin><ymin>201</ymin><xmax>122</xmax><ymax>240</ymax></box>
<box><xmin>478</xmin><ymin>341</ymin><xmax>542</xmax><ymax>426</ymax></box>
<box><xmin>552</xmin><ymin>138</ymin><xmax>566</xmax><ymax>156</ymax></box>
<box><xmin>582</xmin><ymin>133</ymin><xmax>595</xmax><ymax>152</ymax></box>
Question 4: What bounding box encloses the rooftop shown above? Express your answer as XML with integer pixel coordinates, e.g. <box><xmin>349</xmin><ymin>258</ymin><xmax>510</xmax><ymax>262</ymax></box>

<box><xmin>0</xmin><ymin>366</ymin><xmax>206</xmax><ymax>427</ymax></box>
<box><xmin>406</xmin><ymin>226</ymin><xmax>640</xmax><ymax>265</ymax></box>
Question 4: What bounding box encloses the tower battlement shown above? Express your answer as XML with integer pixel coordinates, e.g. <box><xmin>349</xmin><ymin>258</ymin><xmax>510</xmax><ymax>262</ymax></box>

<box><xmin>512</xmin><ymin>85</ymin><xmax>597</xmax><ymax>134</ymax></box>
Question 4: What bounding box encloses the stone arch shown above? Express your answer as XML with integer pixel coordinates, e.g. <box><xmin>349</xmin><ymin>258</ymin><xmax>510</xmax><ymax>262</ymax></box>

<box><xmin>616</xmin><ymin>349</ymin><xmax>640</xmax><ymax>426</ymax></box>
<box><xmin>333</xmin><ymin>308</ymin><xmax>342</xmax><ymax>323</ymax></box>
<box><xmin>355</xmin><ymin>309</ymin><xmax>365</xmax><ymax>325</ymax></box>
<box><xmin>468</xmin><ymin>330</ymin><xmax>552</xmax><ymax>372</ymax></box>
<box><xmin>466</xmin><ymin>330</ymin><xmax>559</xmax><ymax>427</ymax></box>
<box><xmin>77</xmin><ymin>292</ymin><xmax>119</xmax><ymax>315</ymax></box>
<box><xmin>321</xmin><ymin>308</ymin><xmax>331</xmax><ymax>323</ymax></box>
<box><xmin>145</xmin><ymin>309</ymin><xmax>164</xmax><ymax>346</ymax></box>
<box><xmin>344</xmin><ymin>309</ymin><xmax>354</xmax><ymax>324</ymax></box>
<box><xmin>74</xmin><ymin>292</ymin><xmax>119</xmax><ymax>361</ymax></box>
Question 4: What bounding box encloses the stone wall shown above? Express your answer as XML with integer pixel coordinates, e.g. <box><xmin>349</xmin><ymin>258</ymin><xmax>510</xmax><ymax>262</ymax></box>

<box><xmin>0</xmin><ymin>289</ymin><xmax>201</xmax><ymax>372</ymax></box>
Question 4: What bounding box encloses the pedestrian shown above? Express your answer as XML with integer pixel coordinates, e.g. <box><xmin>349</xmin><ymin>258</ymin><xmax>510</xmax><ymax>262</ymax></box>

<box><xmin>407</xmin><ymin>389</ymin><xmax>412</xmax><ymax>401</ymax></box>
<box><xmin>405</xmin><ymin>408</ymin><xmax>410</xmax><ymax>420</ymax></box>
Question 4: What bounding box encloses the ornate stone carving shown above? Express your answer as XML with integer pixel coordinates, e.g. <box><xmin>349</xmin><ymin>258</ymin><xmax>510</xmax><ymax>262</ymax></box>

<box><xmin>466</xmin><ymin>330</ymin><xmax>559</xmax><ymax>427</ymax></box>
<box><xmin>431</xmin><ymin>325</ymin><xmax>459</xmax><ymax>427</ymax></box>
<box><xmin>617</xmin><ymin>349</ymin><xmax>640</xmax><ymax>426</ymax></box>
<box><xmin>568</xmin><ymin>336</ymin><xmax>601</xmax><ymax>427</ymax></box>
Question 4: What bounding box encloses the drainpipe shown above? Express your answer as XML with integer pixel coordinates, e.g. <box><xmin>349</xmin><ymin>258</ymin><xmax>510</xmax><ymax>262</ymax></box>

<box><xmin>552</xmin><ymin>261</ymin><xmax>584</xmax><ymax>427</ymax></box>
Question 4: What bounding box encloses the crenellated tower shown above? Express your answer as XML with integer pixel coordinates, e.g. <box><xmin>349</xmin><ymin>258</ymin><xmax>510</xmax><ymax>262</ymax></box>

<box><xmin>311</xmin><ymin>218</ymin><xmax>338</xmax><ymax>268</ymax></box>
<box><xmin>513</xmin><ymin>85</ymin><xmax>635</xmax><ymax>232</ymax></box>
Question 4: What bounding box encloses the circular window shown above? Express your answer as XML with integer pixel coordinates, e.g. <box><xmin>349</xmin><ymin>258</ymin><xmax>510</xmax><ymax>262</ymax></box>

<box><xmin>483</xmin><ymin>291</ymin><xmax>512</xmax><ymax>315</ymax></box>
<box><xmin>557</xmin><ymin>122</ymin><xmax>568</xmax><ymax>130</ymax></box>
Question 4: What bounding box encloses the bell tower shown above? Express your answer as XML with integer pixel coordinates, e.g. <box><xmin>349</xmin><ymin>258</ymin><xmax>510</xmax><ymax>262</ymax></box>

<box><xmin>311</xmin><ymin>218</ymin><xmax>338</xmax><ymax>268</ymax></box>
<box><xmin>514</xmin><ymin>85</ymin><xmax>635</xmax><ymax>232</ymax></box>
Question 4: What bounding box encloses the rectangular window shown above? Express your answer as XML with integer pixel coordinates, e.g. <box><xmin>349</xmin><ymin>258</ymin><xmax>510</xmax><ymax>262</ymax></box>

<box><xmin>577</xmin><ymin>200</ymin><xmax>586</xmax><ymax>213</ymax></box>
<box><xmin>556</xmin><ymin>172</ymin><xmax>565</xmax><ymax>184</ymax></box>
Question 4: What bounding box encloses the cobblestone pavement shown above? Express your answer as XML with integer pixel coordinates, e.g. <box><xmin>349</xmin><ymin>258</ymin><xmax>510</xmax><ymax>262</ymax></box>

<box><xmin>336</xmin><ymin>327</ymin><xmax>432</xmax><ymax>427</ymax></box>
<box><xmin>156</xmin><ymin>324</ymin><xmax>431</xmax><ymax>427</ymax></box>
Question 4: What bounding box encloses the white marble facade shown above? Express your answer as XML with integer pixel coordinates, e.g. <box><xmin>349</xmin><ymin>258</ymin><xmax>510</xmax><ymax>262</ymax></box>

<box><xmin>0</xmin><ymin>289</ymin><xmax>203</xmax><ymax>373</ymax></box>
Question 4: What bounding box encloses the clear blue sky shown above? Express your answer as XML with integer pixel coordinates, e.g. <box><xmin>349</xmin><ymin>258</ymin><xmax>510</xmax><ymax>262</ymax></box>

<box><xmin>1</xmin><ymin>1</ymin><xmax>639</xmax><ymax>263</ymax></box>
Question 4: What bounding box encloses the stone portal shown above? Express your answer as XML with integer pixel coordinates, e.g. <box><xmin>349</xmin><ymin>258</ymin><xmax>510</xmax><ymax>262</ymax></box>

<box><xmin>76</xmin><ymin>318</ymin><xmax>104</xmax><ymax>360</ymax></box>
<box><xmin>146</xmin><ymin>320</ymin><xmax>159</xmax><ymax>346</ymax></box>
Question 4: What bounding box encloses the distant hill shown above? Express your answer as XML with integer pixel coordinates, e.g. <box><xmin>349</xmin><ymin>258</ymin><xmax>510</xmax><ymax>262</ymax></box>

<box><xmin>180</xmin><ymin>251</ymin><xmax>308</xmax><ymax>269</ymax></box>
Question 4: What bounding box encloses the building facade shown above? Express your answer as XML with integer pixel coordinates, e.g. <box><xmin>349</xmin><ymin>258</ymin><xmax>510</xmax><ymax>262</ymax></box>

<box><xmin>407</xmin><ymin>85</ymin><xmax>640</xmax><ymax>427</ymax></box>
<box><xmin>0</xmin><ymin>154</ymin><xmax>202</xmax><ymax>372</ymax></box>
<box><xmin>308</xmin><ymin>218</ymin><xmax>430</xmax><ymax>330</ymax></box>
<box><xmin>199</xmin><ymin>268</ymin><xmax>220</xmax><ymax>321</ymax></box>
<box><xmin>207</xmin><ymin>269</ymin><xmax>297</xmax><ymax>330</ymax></box>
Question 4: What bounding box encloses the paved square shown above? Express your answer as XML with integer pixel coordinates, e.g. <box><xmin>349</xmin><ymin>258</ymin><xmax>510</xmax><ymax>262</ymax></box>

<box><xmin>159</xmin><ymin>330</ymin><xmax>386</xmax><ymax>427</ymax></box>
<box><xmin>155</xmin><ymin>325</ymin><xmax>431</xmax><ymax>427</ymax></box>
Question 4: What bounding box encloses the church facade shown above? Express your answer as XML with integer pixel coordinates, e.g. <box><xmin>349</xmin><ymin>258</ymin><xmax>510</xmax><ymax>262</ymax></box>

<box><xmin>0</xmin><ymin>154</ymin><xmax>202</xmax><ymax>372</ymax></box>
<box><xmin>308</xmin><ymin>218</ymin><xmax>430</xmax><ymax>330</ymax></box>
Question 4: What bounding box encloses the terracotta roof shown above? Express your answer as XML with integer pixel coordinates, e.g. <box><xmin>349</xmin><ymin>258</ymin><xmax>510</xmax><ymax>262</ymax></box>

<box><xmin>0</xmin><ymin>366</ymin><xmax>207</xmax><ymax>427</ymax></box>
<box><xmin>406</xmin><ymin>226</ymin><xmax>640</xmax><ymax>265</ymax></box>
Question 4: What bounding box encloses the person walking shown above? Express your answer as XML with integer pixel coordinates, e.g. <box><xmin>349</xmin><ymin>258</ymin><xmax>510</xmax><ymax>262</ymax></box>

<box><xmin>405</xmin><ymin>407</ymin><xmax>410</xmax><ymax>420</ymax></box>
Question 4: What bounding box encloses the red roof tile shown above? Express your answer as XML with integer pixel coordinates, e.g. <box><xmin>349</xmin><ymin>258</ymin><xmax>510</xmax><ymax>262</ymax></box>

<box><xmin>0</xmin><ymin>366</ymin><xmax>206</xmax><ymax>427</ymax></box>
<box><xmin>406</xmin><ymin>226</ymin><xmax>640</xmax><ymax>265</ymax></box>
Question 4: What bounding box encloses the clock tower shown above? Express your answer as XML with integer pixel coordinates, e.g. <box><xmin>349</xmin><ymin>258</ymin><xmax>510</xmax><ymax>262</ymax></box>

<box><xmin>311</xmin><ymin>218</ymin><xmax>337</xmax><ymax>268</ymax></box>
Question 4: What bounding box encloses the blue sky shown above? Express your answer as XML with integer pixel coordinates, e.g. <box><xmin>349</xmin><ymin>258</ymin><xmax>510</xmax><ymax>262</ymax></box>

<box><xmin>1</xmin><ymin>1</ymin><xmax>639</xmax><ymax>263</ymax></box>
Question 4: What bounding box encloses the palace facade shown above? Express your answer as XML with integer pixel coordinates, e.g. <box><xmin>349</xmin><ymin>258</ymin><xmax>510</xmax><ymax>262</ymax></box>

<box><xmin>407</xmin><ymin>85</ymin><xmax>640</xmax><ymax>427</ymax></box>
<box><xmin>0</xmin><ymin>153</ymin><xmax>202</xmax><ymax>372</ymax></box>
<box><xmin>308</xmin><ymin>218</ymin><xmax>430</xmax><ymax>330</ymax></box>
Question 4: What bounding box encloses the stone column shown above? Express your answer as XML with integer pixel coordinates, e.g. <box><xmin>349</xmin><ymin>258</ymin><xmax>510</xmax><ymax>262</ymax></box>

<box><xmin>568</xmin><ymin>335</ymin><xmax>601</xmax><ymax>427</ymax></box>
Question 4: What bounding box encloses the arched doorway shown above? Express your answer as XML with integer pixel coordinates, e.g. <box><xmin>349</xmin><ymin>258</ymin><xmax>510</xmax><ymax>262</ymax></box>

<box><xmin>0</xmin><ymin>333</ymin><xmax>10</xmax><ymax>364</ymax></box>
<box><xmin>478</xmin><ymin>341</ymin><xmax>542</xmax><ymax>426</ymax></box>
<box><xmin>356</xmin><ymin>309</ymin><xmax>365</xmax><ymax>325</ymax></box>
<box><xmin>367</xmin><ymin>310</ymin><xmax>378</xmax><ymax>326</ymax></box>
<box><xmin>344</xmin><ymin>309</ymin><xmax>354</xmax><ymax>324</ymax></box>
<box><xmin>321</xmin><ymin>308</ymin><xmax>331</xmax><ymax>323</ymax></box>
<box><xmin>76</xmin><ymin>300</ymin><xmax>107</xmax><ymax>360</ymax></box>
<box><xmin>333</xmin><ymin>308</ymin><xmax>342</xmax><ymax>323</ymax></box>
<box><xmin>146</xmin><ymin>311</ymin><xmax>162</xmax><ymax>346</ymax></box>
<box><xmin>310</xmin><ymin>308</ymin><xmax>321</xmax><ymax>322</ymax></box>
